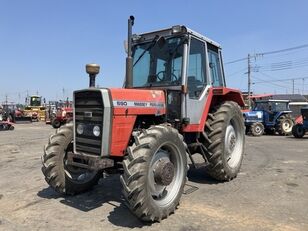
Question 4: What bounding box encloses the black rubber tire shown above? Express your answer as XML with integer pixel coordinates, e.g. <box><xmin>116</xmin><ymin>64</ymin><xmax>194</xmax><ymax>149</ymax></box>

<box><xmin>9</xmin><ymin>125</ymin><xmax>14</xmax><ymax>130</ymax></box>
<box><xmin>276</xmin><ymin>114</ymin><xmax>294</xmax><ymax>136</ymax></box>
<box><xmin>120</xmin><ymin>125</ymin><xmax>188</xmax><ymax>222</ymax></box>
<box><xmin>41</xmin><ymin>123</ymin><xmax>100</xmax><ymax>195</ymax></box>
<box><xmin>202</xmin><ymin>101</ymin><xmax>245</xmax><ymax>181</ymax></box>
<box><xmin>250</xmin><ymin>122</ymin><xmax>264</xmax><ymax>137</ymax></box>
<box><xmin>51</xmin><ymin>118</ymin><xmax>61</xmax><ymax>129</ymax></box>
<box><xmin>292</xmin><ymin>124</ymin><xmax>305</xmax><ymax>138</ymax></box>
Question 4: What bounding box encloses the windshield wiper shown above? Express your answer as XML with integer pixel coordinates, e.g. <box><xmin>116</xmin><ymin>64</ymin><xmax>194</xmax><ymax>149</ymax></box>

<box><xmin>169</xmin><ymin>37</ymin><xmax>187</xmax><ymax>58</ymax></box>
<box><xmin>133</xmin><ymin>35</ymin><xmax>160</xmax><ymax>67</ymax></box>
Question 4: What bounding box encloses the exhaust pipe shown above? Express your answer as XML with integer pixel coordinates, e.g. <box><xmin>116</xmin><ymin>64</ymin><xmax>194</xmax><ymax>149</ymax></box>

<box><xmin>86</xmin><ymin>63</ymin><xmax>100</xmax><ymax>88</ymax></box>
<box><xmin>125</xmin><ymin>15</ymin><xmax>134</xmax><ymax>89</ymax></box>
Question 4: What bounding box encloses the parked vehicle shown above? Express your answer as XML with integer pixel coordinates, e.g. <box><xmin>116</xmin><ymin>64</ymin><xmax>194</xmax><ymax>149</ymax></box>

<box><xmin>41</xmin><ymin>16</ymin><xmax>246</xmax><ymax>222</ymax></box>
<box><xmin>243</xmin><ymin>99</ymin><xmax>294</xmax><ymax>136</ymax></box>
<box><xmin>51</xmin><ymin>106</ymin><xmax>73</xmax><ymax>128</ymax></box>
<box><xmin>292</xmin><ymin>107</ymin><xmax>308</xmax><ymax>138</ymax></box>
<box><xmin>24</xmin><ymin>95</ymin><xmax>46</xmax><ymax>122</ymax></box>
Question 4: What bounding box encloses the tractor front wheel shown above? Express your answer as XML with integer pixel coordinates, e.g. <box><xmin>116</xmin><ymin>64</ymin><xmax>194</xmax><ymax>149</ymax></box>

<box><xmin>277</xmin><ymin>114</ymin><xmax>294</xmax><ymax>136</ymax></box>
<box><xmin>250</xmin><ymin>122</ymin><xmax>264</xmax><ymax>136</ymax></box>
<box><xmin>51</xmin><ymin>118</ymin><xmax>61</xmax><ymax>129</ymax></box>
<box><xmin>292</xmin><ymin>124</ymin><xmax>305</xmax><ymax>138</ymax></box>
<box><xmin>120</xmin><ymin>125</ymin><xmax>188</xmax><ymax>222</ymax></box>
<box><xmin>41</xmin><ymin>123</ymin><xmax>101</xmax><ymax>195</ymax></box>
<box><xmin>202</xmin><ymin>101</ymin><xmax>245</xmax><ymax>181</ymax></box>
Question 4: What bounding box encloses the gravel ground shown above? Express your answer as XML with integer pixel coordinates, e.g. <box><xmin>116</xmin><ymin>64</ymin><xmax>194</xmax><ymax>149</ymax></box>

<box><xmin>0</xmin><ymin>123</ymin><xmax>307</xmax><ymax>231</ymax></box>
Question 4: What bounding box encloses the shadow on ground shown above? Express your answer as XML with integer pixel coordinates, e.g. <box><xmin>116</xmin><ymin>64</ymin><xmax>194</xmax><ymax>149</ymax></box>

<box><xmin>37</xmin><ymin>165</ymin><xmax>220</xmax><ymax>228</ymax></box>
<box><xmin>37</xmin><ymin>174</ymin><xmax>147</xmax><ymax>228</ymax></box>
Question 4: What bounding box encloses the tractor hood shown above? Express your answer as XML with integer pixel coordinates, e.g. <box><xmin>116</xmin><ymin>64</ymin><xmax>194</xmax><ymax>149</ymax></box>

<box><xmin>109</xmin><ymin>88</ymin><xmax>166</xmax><ymax>116</ymax></box>
<box><xmin>243</xmin><ymin>110</ymin><xmax>263</xmax><ymax>123</ymax></box>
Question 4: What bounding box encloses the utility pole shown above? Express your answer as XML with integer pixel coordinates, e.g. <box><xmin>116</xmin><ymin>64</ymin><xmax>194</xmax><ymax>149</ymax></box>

<box><xmin>247</xmin><ymin>54</ymin><xmax>251</xmax><ymax>109</ymax></box>
<box><xmin>292</xmin><ymin>79</ymin><xmax>295</xmax><ymax>95</ymax></box>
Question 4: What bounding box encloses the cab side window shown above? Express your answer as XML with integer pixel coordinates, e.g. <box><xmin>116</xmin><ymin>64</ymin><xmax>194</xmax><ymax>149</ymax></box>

<box><xmin>187</xmin><ymin>38</ymin><xmax>206</xmax><ymax>99</ymax></box>
<box><xmin>208</xmin><ymin>44</ymin><xmax>223</xmax><ymax>87</ymax></box>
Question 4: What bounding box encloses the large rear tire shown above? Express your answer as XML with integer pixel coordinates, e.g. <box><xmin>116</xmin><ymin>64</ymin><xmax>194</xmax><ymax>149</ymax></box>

<box><xmin>202</xmin><ymin>101</ymin><xmax>245</xmax><ymax>181</ymax></box>
<box><xmin>276</xmin><ymin>114</ymin><xmax>294</xmax><ymax>136</ymax></box>
<box><xmin>120</xmin><ymin>125</ymin><xmax>188</xmax><ymax>222</ymax></box>
<box><xmin>41</xmin><ymin>123</ymin><xmax>100</xmax><ymax>195</ymax></box>
<box><xmin>292</xmin><ymin>124</ymin><xmax>305</xmax><ymax>138</ymax></box>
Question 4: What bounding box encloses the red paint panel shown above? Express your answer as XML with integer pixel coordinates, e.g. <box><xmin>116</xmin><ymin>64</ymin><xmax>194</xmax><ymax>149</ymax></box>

<box><xmin>110</xmin><ymin>88</ymin><xmax>165</xmax><ymax>102</ymax></box>
<box><xmin>110</xmin><ymin>88</ymin><xmax>166</xmax><ymax>116</ymax></box>
<box><xmin>110</xmin><ymin>115</ymin><xmax>136</xmax><ymax>156</ymax></box>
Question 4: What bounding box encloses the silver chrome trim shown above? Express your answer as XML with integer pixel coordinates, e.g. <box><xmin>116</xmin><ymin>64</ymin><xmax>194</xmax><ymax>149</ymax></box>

<box><xmin>73</xmin><ymin>88</ymin><xmax>112</xmax><ymax>157</ymax></box>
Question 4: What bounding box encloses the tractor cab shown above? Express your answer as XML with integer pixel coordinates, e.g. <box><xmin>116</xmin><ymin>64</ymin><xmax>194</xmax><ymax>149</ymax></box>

<box><xmin>253</xmin><ymin>99</ymin><xmax>291</xmax><ymax>124</ymax></box>
<box><xmin>129</xmin><ymin>25</ymin><xmax>227</xmax><ymax>127</ymax></box>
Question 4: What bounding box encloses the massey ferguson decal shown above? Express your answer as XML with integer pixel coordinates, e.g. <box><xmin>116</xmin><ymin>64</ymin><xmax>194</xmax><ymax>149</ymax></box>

<box><xmin>113</xmin><ymin>100</ymin><xmax>165</xmax><ymax>108</ymax></box>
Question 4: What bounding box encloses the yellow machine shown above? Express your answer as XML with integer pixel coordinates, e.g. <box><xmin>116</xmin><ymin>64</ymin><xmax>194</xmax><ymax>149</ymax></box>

<box><xmin>24</xmin><ymin>95</ymin><xmax>46</xmax><ymax>122</ymax></box>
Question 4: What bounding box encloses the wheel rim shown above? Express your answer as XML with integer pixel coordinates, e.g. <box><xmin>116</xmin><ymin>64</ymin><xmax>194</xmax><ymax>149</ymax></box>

<box><xmin>63</xmin><ymin>143</ymin><xmax>97</xmax><ymax>184</ymax></box>
<box><xmin>148</xmin><ymin>141</ymin><xmax>184</xmax><ymax>207</ymax></box>
<box><xmin>282</xmin><ymin>119</ymin><xmax>293</xmax><ymax>133</ymax></box>
<box><xmin>254</xmin><ymin>125</ymin><xmax>262</xmax><ymax>135</ymax></box>
<box><xmin>225</xmin><ymin>118</ymin><xmax>244</xmax><ymax>168</ymax></box>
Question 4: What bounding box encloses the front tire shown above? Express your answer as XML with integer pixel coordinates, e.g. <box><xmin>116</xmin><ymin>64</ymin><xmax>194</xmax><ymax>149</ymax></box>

<box><xmin>250</xmin><ymin>122</ymin><xmax>264</xmax><ymax>136</ymax></box>
<box><xmin>51</xmin><ymin>118</ymin><xmax>61</xmax><ymax>129</ymax></box>
<box><xmin>202</xmin><ymin>101</ymin><xmax>245</xmax><ymax>181</ymax></box>
<box><xmin>292</xmin><ymin>124</ymin><xmax>305</xmax><ymax>138</ymax></box>
<box><xmin>120</xmin><ymin>125</ymin><xmax>188</xmax><ymax>222</ymax></box>
<box><xmin>41</xmin><ymin>123</ymin><xmax>100</xmax><ymax>195</ymax></box>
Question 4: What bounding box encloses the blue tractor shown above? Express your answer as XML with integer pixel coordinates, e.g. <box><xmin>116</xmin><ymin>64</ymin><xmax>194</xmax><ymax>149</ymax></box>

<box><xmin>244</xmin><ymin>99</ymin><xmax>294</xmax><ymax>136</ymax></box>
<box><xmin>292</xmin><ymin>107</ymin><xmax>308</xmax><ymax>138</ymax></box>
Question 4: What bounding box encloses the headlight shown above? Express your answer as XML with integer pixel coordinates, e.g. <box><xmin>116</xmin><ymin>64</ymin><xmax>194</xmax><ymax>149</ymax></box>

<box><xmin>62</xmin><ymin>111</ymin><xmax>66</xmax><ymax>117</ymax></box>
<box><xmin>93</xmin><ymin>125</ymin><xmax>100</xmax><ymax>137</ymax></box>
<box><xmin>77</xmin><ymin>124</ymin><xmax>84</xmax><ymax>135</ymax></box>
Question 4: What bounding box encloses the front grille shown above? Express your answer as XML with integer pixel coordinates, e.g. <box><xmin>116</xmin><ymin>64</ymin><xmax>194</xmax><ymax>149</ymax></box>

<box><xmin>75</xmin><ymin>90</ymin><xmax>103</xmax><ymax>156</ymax></box>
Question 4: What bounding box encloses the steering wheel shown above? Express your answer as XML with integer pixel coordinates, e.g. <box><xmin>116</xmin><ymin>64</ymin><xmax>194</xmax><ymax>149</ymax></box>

<box><xmin>156</xmin><ymin>71</ymin><xmax>179</xmax><ymax>82</ymax></box>
<box><xmin>156</xmin><ymin>71</ymin><xmax>166</xmax><ymax>81</ymax></box>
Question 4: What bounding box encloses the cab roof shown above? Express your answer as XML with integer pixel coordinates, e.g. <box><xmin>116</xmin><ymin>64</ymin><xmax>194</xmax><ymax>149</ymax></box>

<box><xmin>133</xmin><ymin>25</ymin><xmax>221</xmax><ymax>49</ymax></box>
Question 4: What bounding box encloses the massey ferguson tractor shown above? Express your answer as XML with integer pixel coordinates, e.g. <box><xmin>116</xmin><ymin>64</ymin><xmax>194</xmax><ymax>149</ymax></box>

<box><xmin>41</xmin><ymin>16</ymin><xmax>245</xmax><ymax>222</ymax></box>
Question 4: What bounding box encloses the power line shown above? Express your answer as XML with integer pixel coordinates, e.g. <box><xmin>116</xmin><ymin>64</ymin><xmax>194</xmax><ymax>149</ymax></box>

<box><xmin>225</xmin><ymin>43</ymin><xmax>308</xmax><ymax>65</ymax></box>
<box><xmin>256</xmin><ymin>43</ymin><xmax>308</xmax><ymax>56</ymax></box>
<box><xmin>253</xmin><ymin>75</ymin><xmax>308</xmax><ymax>84</ymax></box>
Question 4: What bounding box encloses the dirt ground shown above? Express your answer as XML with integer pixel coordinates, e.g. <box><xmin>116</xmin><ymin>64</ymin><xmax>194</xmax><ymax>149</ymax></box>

<box><xmin>0</xmin><ymin>123</ymin><xmax>307</xmax><ymax>231</ymax></box>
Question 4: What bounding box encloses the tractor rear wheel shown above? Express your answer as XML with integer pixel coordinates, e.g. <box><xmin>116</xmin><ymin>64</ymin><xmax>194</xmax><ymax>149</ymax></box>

<box><xmin>120</xmin><ymin>125</ymin><xmax>187</xmax><ymax>222</ymax></box>
<box><xmin>51</xmin><ymin>118</ymin><xmax>61</xmax><ymax>129</ymax></box>
<box><xmin>292</xmin><ymin>124</ymin><xmax>305</xmax><ymax>138</ymax></box>
<box><xmin>276</xmin><ymin>114</ymin><xmax>294</xmax><ymax>136</ymax></box>
<box><xmin>202</xmin><ymin>101</ymin><xmax>245</xmax><ymax>181</ymax></box>
<box><xmin>250</xmin><ymin>122</ymin><xmax>264</xmax><ymax>136</ymax></box>
<box><xmin>41</xmin><ymin>123</ymin><xmax>100</xmax><ymax>195</ymax></box>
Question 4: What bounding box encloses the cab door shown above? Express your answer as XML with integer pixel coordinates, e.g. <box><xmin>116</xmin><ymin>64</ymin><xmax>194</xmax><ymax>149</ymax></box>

<box><xmin>182</xmin><ymin>37</ymin><xmax>210</xmax><ymax>125</ymax></box>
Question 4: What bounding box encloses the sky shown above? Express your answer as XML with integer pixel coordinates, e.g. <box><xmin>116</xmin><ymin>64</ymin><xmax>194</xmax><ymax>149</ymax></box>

<box><xmin>1</xmin><ymin>0</ymin><xmax>308</xmax><ymax>103</ymax></box>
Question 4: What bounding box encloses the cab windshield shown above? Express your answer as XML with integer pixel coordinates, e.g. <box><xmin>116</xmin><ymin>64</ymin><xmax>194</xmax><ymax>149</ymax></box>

<box><xmin>132</xmin><ymin>36</ymin><xmax>184</xmax><ymax>87</ymax></box>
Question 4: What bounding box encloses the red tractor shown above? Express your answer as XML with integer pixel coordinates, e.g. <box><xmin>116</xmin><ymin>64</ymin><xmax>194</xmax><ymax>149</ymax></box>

<box><xmin>42</xmin><ymin>16</ymin><xmax>245</xmax><ymax>222</ymax></box>
<box><xmin>51</xmin><ymin>106</ymin><xmax>73</xmax><ymax>128</ymax></box>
